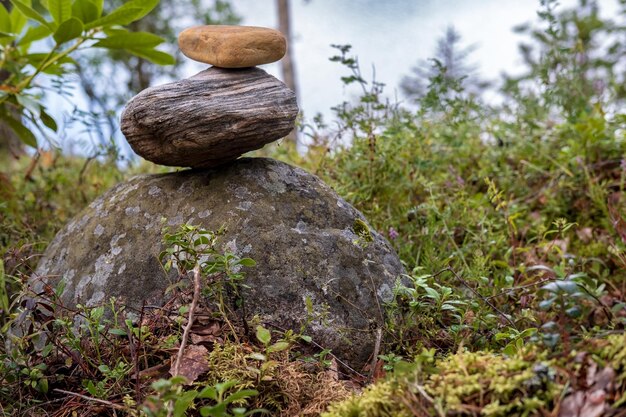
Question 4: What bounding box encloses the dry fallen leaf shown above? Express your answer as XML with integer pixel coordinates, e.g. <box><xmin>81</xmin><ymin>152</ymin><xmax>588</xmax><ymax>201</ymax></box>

<box><xmin>169</xmin><ymin>344</ymin><xmax>210</xmax><ymax>384</ymax></box>
<box><xmin>190</xmin><ymin>320</ymin><xmax>222</xmax><ymax>336</ymax></box>
<box><xmin>559</xmin><ymin>365</ymin><xmax>615</xmax><ymax>417</ymax></box>
<box><xmin>190</xmin><ymin>333</ymin><xmax>222</xmax><ymax>345</ymax></box>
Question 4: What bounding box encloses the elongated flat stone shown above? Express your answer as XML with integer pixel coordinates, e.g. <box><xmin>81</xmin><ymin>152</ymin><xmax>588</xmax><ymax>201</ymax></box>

<box><xmin>120</xmin><ymin>67</ymin><xmax>298</xmax><ymax>168</ymax></box>
<box><xmin>178</xmin><ymin>25</ymin><xmax>286</xmax><ymax>68</ymax></box>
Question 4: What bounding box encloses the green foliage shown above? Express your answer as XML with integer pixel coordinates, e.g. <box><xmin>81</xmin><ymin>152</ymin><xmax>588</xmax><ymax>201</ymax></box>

<box><xmin>144</xmin><ymin>377</ymin><xmax>265</xmax><ymax>417</ymax></box>
<box><xmin>159</xmin><ymin>223</ymin><xmax>256</xmax><ymax>328</ymax></box>
<box><xmin>0</xmin><ymin>0</ymin><xmax>174</xmax><ymax>148</ymax></box>
<box><xmin>287</xmin><ymin>0</ymin><xmax>626</xmax><ymax>358</ymax></box>
<box><xmin>2</xmin><ymin>0</ymin><xmax>626</xmax><ymax>415</ymax></box>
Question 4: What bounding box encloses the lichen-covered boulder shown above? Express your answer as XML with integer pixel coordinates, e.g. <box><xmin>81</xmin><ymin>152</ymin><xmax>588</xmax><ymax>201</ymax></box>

<box><xmin>30</xmin><ymin>158</ymin><xmax>404</xmax><ymax>369</ymax></box>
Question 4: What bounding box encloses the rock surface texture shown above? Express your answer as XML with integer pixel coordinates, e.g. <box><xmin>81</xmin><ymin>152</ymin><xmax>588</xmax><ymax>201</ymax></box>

<box><xmin>120</xmin><ymin>67</ymin><xmax>298</xmax><ymax>168</ymax></box>
<box><xmin>178</xmin><ymin>25</ymin><xmax>286</xmax><ymax>68</ymax></box>
<box><xmin>31</xmin><ymin>159</ymin><xmax>405</xmax><ymax>370</ymax></box>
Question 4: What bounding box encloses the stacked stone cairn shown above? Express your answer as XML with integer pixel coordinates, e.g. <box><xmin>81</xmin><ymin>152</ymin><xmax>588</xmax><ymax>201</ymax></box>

<box><xmin>23</xmin><ymin>26</ymin><xmax>405</xmax><ymax>372</ymax></box>
<box><xmin>121</xmin><ymin>25</ymin><xmax>298</xmax><ymax>168</ymax></box>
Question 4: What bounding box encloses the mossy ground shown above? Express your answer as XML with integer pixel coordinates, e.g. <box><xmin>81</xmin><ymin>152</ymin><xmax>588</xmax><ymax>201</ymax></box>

<box><xmin>3</xmin><ymin>1</ymin><xmax>626</xmax><ymax>414</ymax></box>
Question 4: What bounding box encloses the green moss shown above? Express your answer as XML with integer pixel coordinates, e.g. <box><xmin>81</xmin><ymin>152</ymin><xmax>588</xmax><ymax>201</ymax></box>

<box><xmin>426</xmin><ymin>350</ymin><xmax>562</xmax><ymax>416</ymax></box>
<box><xmin>322</xmin><ymin>380</ymin><xmax>412</xmax><ymax>417</ymax></box>
<box><xmin>353</xmin><ymin>218</ymin><xmax>374</xmax><ymax>245</ymax></box>
<box><xmin>323</xmin><ymin>349</ymin><xmax>564</xmax><ymax>417</ymax></box>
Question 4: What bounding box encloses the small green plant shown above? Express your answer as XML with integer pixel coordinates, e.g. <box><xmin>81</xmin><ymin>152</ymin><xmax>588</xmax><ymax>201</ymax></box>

<box><xmin>143</xmin><ymin>377</ymin><xmax>264</xmax><ymax>417</ymax></box>
<box><xmin>160</xmin><ymin>223</ymin><xmax>256</xmax><ymax>335</ymax></box>
<box><xmin>377</xmin><ymin>352</ymin><xmax>403</xmax><ymax>372</ymax></box>
<box><xmin>197</xmin><ymin>380</ymin><xmax>265</xmax><ymax>417</ymax></box>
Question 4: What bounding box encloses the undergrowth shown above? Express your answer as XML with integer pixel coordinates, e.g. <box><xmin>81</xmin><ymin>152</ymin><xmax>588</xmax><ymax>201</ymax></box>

<box><xmin>2</xmin><ymin>0</ymin><xmax>626</xmax><ymax>415</ymax></box>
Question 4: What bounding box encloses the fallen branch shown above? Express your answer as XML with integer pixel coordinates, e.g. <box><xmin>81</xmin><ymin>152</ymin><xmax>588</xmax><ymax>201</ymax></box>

<box><xmin>52</xmin><ymin>389</ymin><xmax>129</xmax><ymax>411</ymax></box>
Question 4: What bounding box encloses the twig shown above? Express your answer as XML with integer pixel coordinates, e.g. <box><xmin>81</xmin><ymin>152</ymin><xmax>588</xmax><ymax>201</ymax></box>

<box><xmin>167</xmin><ymin>264</ymin><xmax>202</xmax><ymax>417</ymax></box>
<box><xmin>173</xmin><ymin>264</ymin><xmax>201</xmax><ymax>376</ymax></box>
<box><xmin>484</xmin><ymin>276</ymin><xmax>554</xmax><ymax>300</ymax></box>
<box><xmin>369</xmin><ymin>328</ymin><xmax>383</xmax><ymax>382</ymax></box>
<box><xmin>369</xmin><ymin>275</ymin><xmax>385</xmax><ymax>323</ymax></box>
<box><xmin>576</xmin><ymin>283</ymin><xmax>614</xmax><ymax>323</ymax></box>
<box><xmin>52</xmin><ymin>389</ymin><xmax>128</xmax><ymax>411</ymax></box>
<box><xmin>24</xmin><ymin>151</ymin><xmax>41</xmax><ymax>181</ymax></box>
<box><xmin>446</xmin><ymin>266</ymin><xmax>518</xmax><ymax>330</ymax></box>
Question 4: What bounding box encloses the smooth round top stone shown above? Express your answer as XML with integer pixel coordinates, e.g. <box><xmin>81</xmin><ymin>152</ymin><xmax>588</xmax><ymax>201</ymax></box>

<box><xmin>178</xmin><ymin>25</ymin><xmax>287</xmax><ymax>68</ymax></box>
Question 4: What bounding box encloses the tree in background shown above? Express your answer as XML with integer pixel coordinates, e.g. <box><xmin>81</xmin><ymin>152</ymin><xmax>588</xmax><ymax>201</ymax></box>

<box><xmin>276</xmin><ymin>0</ymin><xmax>298</xmax><ymax>144</ymax></box>
<box><xmin>400</xmin><ymin>25</ymin><xmax>488</xmax><ymax>104</ymax></box>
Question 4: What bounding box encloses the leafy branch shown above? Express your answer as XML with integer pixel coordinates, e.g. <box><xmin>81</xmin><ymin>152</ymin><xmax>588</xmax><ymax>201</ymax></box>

<box><xmin>0</xmin><ymin>0</ymin><xmax>175</xmax><ymax>148</ymax></box>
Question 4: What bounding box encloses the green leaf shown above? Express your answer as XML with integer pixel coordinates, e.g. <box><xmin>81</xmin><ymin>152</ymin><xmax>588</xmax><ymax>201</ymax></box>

<box><xmin>255</xmin><ymin>325</ymin><xmax>271</xmax><ymax>346</ymax></box>
<box><xmin>126</xmin><ymin>47</ymin><xmax>175</xmax><ymax>65</ymax></box>
<box><xmin>9</xmin><ymin>4</ymin><xmax>27</xmax><ymax>33</ymax></box>
<box><xmin>23</xmin><ymin>52</ymin><xmax>77</xmax><ymax>71</ymax></box>
<box><xmin>0</xmin><ymin>4</ymin><xmax>11</xmax><ymax>32</ymax></box>
<box><xmin>267</xmin><ymin>341</ymin><xmax>290</xmax><ymax>353</ymax></box>
<box><xmin>71</xmin><ymin>0</ymin><xmax>98</xmax><ymax>23</ymax></box>
<box><xmin>48</xmin><ymin>0</ymin><xmax>72</xmax><ymax>25</ymax></box>
<box><xmin>238</xmin><ymin>258</ymin><xmax>256</xmax><ymax>267</ymax></box>
<box><xmin>3</xmin><ymin>115</ymin><xmax>37</xmax><ymax>147</ymax></box>
<box><xmin>542</xmin><ymin>280</ymin><xmax>580</xmax><ymax>294</ymax></box>
<box><xmin>197</xmin><ymin>386</ymin><xmax>217</xmax><ymax>400</ymax></box>
<box><xmin>40</xmin><ymin>107</ymin><xmax>58</xmax><ymax>132</ymax></box>
<box><xmin>53</xmin><ymin>16</ymin><xmax>82</xmax><ymax>44</ymax></box>
<box><xmin>10</xmin><ymin>0</ymin><xmax>52</xmax><ymax>29</ymax></box>
<box><xmin>200</xmin><ymin>403</ymin><xmax>227</xmax><ymax>417</ymax></box>
<box><xmin>174</xmin><ymin>390</ymin><xmax>197</xmax><ymax>417</ymax></box>
<box><xmin>247</xmin><ymin>352</ymin><xmax>267</xmax><ymax>361</ymax></box>
<box><xmin>108</xmin><ymin>328</ymin><xmax>127</xmax><ymax>336</ymax></box>
<box><xmin>93</xmin><ymin>31</ymin><xmax>163</xmax><ymax>49</ymax></box>
<box><xmin>424</xmin><ymin>287</ymin><xmax>440</xmax><ymax>301</ymax></box>
<box><xmin>16</xmin><ymin>94</ymin><xmax>40</xmax><ymax>116</ymax></box>
<box><xmin>38</xmin><ymin>378</ymin><xmax>49</xmax><ymax>393</ymax></box>
<box><xmin>0</xmin><ymin>31</ymin><xmax>15</xmax><ymax>39</ymax></box>
<box><xmin>84</xmin><ymin>0</ymin><xmax>159</xmax><ymax>30</ymax></box>
<box><xmin>83</xmin><ymin>6</ymin><xmax>143</xmax><ymax>30</ymax></box>
<box><xmin>91</xmin><ymin>0</ymin><xmax>102</xmax><ymax>16</ymax></box>
<box><xmin>0</xmin><ymin>260</ymin><xmax>8</xmax><ymax>314</ymax></box>
<box><xmin>223</xmin><ymin>389</ymin><xmax>259</xmax><ymax>404</ymax></box>
<box><xmin>122</xmin><ymin>0</ymin><xmax>159</xmax><ymax>18</ymax></box>
<box><xmin>19</xmin><ymin>24</ymin><xmax>52</xmax><ymax>44</ymax></box>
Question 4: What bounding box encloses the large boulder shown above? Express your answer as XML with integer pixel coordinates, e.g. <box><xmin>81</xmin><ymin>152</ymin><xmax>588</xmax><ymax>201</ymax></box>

<box><xmin>30</xmin><ymin>158</ymin><xmax>404</xmax><ymax>369</ymax></box>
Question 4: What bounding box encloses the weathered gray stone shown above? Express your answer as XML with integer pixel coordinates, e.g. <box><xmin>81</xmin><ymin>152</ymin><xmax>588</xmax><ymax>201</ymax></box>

<box><xmin>120</xmin><ymin>67</ymin><xmax>298</xmax><ymax>168</ymax></box>
<box><xmin>28</xmin><ymin>158</ymin><xmax>404</xmax><ymax>370</ymax></box>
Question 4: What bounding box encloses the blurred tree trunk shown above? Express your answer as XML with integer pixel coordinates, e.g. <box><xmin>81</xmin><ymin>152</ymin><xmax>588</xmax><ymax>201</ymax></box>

<box><xmin>0</xmin><ymin>0</ymin><xmax>24</xmax><ymax>161</ymax></box>
<box><xmin>277</xmin><ymin>0</ymin><xmax>299</xmax><ymax>144</ymax></box>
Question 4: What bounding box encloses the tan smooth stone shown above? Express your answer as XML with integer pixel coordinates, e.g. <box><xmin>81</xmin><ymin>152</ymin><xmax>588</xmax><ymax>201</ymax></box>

<box><xmin>178</xmin><ymin>25</ymin><xmax>287</xmax><ymax>68</ymax></box>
